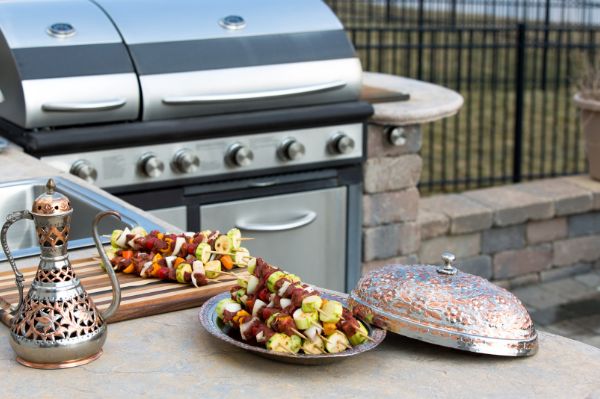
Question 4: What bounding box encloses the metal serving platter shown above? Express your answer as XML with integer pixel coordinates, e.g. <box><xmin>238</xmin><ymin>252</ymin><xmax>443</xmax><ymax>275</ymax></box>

<box><xmin>199</xmin><ymin>291</ymin><xmax>386</xmax><ymax>365</ymax></box>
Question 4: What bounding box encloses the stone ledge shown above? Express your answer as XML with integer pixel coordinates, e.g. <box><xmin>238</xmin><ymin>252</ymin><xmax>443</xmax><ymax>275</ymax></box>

<box><xmin>420</xmin><ymin>194</ymin><xmax>492</xmax><ymax>234</ymax></box>
<box><xmin>417</xmin><ymin>176</ymin><xmax>600</xmax><ymax>233</ymax></box>
<box><xmin>464</xmin><ymin>186</ymin><xmax>554</xmax><ymax>226</ymax></box>
<box><xmin>563</xmin><ymin>175</ymin><xmax>600</xmax><ymax>210</ymax></box>
<box><xmin>512</xmin><ymin>179</ymin><xmax>593</xmax><ymax>216</ymax></box>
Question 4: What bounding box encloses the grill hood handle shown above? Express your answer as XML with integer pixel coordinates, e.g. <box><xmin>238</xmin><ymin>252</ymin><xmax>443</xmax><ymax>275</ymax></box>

<box><xmin>162</xmin><ymin>81</ymin><xmax>347</xmax><ymax>104</ymax></box>
<box><xmin>42</xmin><ymin>98</ymin><xmax>127</xmax><ymax>112</ymax></box>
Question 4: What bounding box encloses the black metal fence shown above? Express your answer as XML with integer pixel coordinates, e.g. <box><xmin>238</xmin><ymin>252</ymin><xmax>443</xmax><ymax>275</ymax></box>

<box><xmin>326</xmin><ymin>1</ymin><xmax>600</xmax><ymax>193</ymax></box>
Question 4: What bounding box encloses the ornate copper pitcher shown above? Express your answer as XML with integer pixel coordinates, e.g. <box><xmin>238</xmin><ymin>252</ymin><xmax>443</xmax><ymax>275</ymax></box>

<box><xmin>0</xmin><ymin>178</ymin><xmax>122</xmax><ymax>369</ymax></box>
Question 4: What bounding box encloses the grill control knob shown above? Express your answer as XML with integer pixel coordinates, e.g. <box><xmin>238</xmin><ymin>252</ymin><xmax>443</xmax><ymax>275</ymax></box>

<box><xmin>139</xmin><ymin>153</ymin><xmax>164</xmax><ymax>178</ymax></box>
<box><xmin>173</xmin><ymin>149</ymin><xmax>200</xmax><ymax>174</ymax></box>
<box><xmin>278</xmin><ymin>138</ymin><xmax>305</xmax><ymax>162</ymax></box>
<box><xmin>227</xmin><ymin>143</ymin><xmax>254</xmax><ymax>167</ymax></box>
<box><xmin>70</xmin><ymin>160</ymin><xmax>97</xmax><ymax>183</ymax></box>
<box><xmin>329</xmin><ymin>133</ymin><xmax>355</xmax><ymax>155</ymax></box>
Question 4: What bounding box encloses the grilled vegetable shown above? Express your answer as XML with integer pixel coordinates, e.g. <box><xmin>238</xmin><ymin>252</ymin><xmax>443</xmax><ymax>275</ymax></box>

<box><xmin>302</xmin><ymin>337</ymin><xmax>325</xmax><ymax>354</ymax></box>
<box><xmin>325</xmin><ymin>331</ymin><xmax>350</xmax><ymax>354</ymax></box>
<box><xmin>322</xmin><ymin>322</ymin><xmax>337</xmax><ymax>336</ymax></box>
<box><xmin>348</xmin><ymin>321</ymin><xmax>369</xmax><ymax>346</ymax></box>
<box><xmin>110</xmin><ymin>229</ymin><xmax>123</xmax><ymax>248</ymax></box>
<box><xmin>227</xmin><ymin>228</ymin><xmax>242</xmax><ymax>250</ymax></box>
<box><xmin>247</xmin><ymin>257</ymin><xmax>257</xmax><ymax>274</ymax></box>
<box><xmin>292</xmin><ymin>308</ymin><xmax>318</xmax><ymax>330</ymax></box>
<box><xmin>195</xmin><ymin>242</ymin><xmax>211</xmax><ymax>263</ymax></box>
<box><xmin>221</xmin><ymin>255</ymin><xmax>234</xmax><ymax>270</ymax></box>
<box><xmin>216</xmin><ymin>298</ymin><xmax>236</xmax><ymax>319</ymax></box>
<box><xmin>176</xmin><ymin>263</ymin><xmax>192</xmax><ymax>283</ymax></box>
<box><xmin>289</xmin><ymin>335</ymin><xmax>302</xmax><ymax>354</ymax></box>
<box><xmin>301</xmin><ymin>295</ymin><xmax>323</xmax><ymax>313</ymax></box>
<box><xmin>215</xmin><ymin>235</ymin><xmax>233</xmax><ymax>253</ymax></box>
<box><xmin>266</xmin><ymin>333</ymin><xmax>290</xmax><ymax>353</ymax></box>
<box><xmin>246</xmin><ymin>275</ymin><xmax>259</xmax><ymax>294</ymax></box>
<box><xmin>204</xmin><ymin>260</ymin><xmax>221</xmax><ymax>279</ymax></box>
<box><xmin>319</xmin><ymin>300</ymin><xmax>343</xmax><ymax>323</ymax></box>
<box><xmin>267</xmin><ymin>271</ymin><xmax>285</xmax><ymax>292</ymax></box>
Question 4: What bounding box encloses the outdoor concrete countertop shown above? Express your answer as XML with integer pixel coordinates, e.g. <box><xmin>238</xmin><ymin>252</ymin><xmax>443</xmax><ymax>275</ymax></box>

<box><xmin>365</xmin><ymin>72</ymin><xmax>464</xmax><ymax>126</ymax></box>
<box><xmin>1</xmin><ymin>307</ymin><xmax>600</xmax><ymax>398</ymax></box>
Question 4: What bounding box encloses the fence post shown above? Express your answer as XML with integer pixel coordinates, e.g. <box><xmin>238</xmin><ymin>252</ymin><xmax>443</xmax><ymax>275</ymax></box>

<box><xmin>417</xmin><ymin>0</ymin><xmax>425</xmax><ymax>80</ymax></box>
<box><xmin>541</xmin><ymin>0</ymin><xmax>551</xmax><ymax>90</ymax></box>
<box><xmin>385</xmin><ymin>0</ymin><xmax>392</xmax><ymax>23</ymax></box>
<box><xmin>513</xmin><ymin>23</ymin><xmax>526</xmax><ymax>183</ymax></box>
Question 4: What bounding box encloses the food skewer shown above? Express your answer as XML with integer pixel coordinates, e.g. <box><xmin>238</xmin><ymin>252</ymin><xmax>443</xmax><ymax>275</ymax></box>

<box><xmin>103</xmin><ymin>227</ymin><xmax>255</xmax><ymax>288</ymax></box>
<box><xmin>291</xmin><ymin>328</ymin><xmax>308</xmax><ymax>340</ymax></box>
<box><xmin>217</xmin><ymin>257</ymin><xmax>376</xmax><ymax>355</ymax></box>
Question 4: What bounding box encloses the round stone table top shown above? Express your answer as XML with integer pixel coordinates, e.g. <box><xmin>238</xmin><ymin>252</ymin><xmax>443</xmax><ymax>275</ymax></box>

<box><xmin>364</xmin><ymin>72</ymin><xmax>464</xmax><ymax>126</ymax></box>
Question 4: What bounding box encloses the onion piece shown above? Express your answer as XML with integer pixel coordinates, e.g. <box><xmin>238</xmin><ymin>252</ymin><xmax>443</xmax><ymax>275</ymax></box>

<box><xmin>305</xmin><ymin>325</ymin><xmax>323</xmax><ymax>342</ymax></box>
<box><xmin>247</xmin><ymin>275</ymin><xmax>259</xmax><ymax>294</ymax></box>
<box><xmin>256</xmin><ymin>331</ymin><xmax>266</xmax><ymax>343</ymax></box>
<box><xmin>127</xmin><ymin>234</ymin><xmax>141</xmax><ymax>249</ymax></box>
<box><xmin>278</xmin><ymin>280</ymin><xmax>291</xmax><ymax>297</ymax></box>
<box><xmin>115</xmin><ymin>227</ymin><xmax>130</xmax><ymax>248</ymax></box>
<box><xmin>172</xmin><ymin>236</ymin><xmax>186</xmax><ymax>256</ymax></box>
<box><xmin>252</xmin><ymin>299</ymin><xmax>266</xmax><ymax>317</ymax></box>
<box><xmin>184</xmin><ymin>232</ymin><xmax>195</xmax><ymax>238</ymax></box>
<box><xmin>165</xmin><ymin>256</ymin><xmax>177</xmax><ymax>269</ymax></box>
<box><xmin>239</xmin><ymin>317</ymin><xmax>256</xmax><ymax>341</ymax></box>
<box><xmin>192</xmin><ymin>260</ymin><xmax>205</xmax><ymax>274</ymax></box>
<box><xmin>224</xmin><ymin>302</ymin><xmax>242</xmax><ymax>314</ymax></box>
<box><xmin>140</xmin><ymin>261</ymin><xmax>153</xmax><ymax>278</ymax></box>
<box><xmin>280</xmin><ymin>298</ymin><xmax>292</xmax><ymax>309</ymax></box>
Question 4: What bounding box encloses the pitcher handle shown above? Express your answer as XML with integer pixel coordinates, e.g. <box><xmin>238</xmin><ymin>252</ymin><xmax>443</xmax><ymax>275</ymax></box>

<box><xmin>1</xmin><ymin>210</ymin><xmax>33</xmax><ymax>315</ymax></box>
<box><xmin>92</xmin><ymin>211</ymin><xmax>125</xmax><ymax>322</ymax></box>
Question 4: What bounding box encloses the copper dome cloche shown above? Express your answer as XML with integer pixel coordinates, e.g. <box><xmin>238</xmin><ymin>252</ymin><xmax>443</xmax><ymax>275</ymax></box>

<box><xmin>349</xmin><ymin>252</ymin><xmax>538</xmax><ymax>357</ymax></box>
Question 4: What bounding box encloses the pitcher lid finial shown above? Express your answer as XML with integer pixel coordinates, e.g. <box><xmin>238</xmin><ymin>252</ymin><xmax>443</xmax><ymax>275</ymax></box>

<box><xmin>46</xmin><ymin>178</ymin><xmax>56</xmax><ymax>194</ymax></box>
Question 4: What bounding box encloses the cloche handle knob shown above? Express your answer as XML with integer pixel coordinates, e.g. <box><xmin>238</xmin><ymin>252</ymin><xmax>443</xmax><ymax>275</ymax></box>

<box><xmin>438</xmin><ymin>252</ymin><xmax>458</xmax><ymax>275</ymax></box>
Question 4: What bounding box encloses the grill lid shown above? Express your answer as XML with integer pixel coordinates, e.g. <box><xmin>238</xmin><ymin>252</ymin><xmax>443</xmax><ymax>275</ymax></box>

<box><xmin>349</xmin><ymin>253</ymin><xmax>538</xmax><ymax>357</ymax></box>
<box><xmin>0</xmin><ymin>0</ymin><xmax>140</xmax><ymax>129</ymax></box>
<box><xmin>93</xmin><ymin>0</ymin><xmax>362</xmax><ymax>121</ymax></box>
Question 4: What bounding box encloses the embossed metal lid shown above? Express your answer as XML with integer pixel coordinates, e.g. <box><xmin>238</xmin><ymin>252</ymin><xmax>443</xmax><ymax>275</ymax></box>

<box><xmin>349</xmin><ymin>252</ymin><xmax>538</xmax><ymax>357</ymax></box>
<box><xmin>31</xmin><ymin>179</ymin><xmax>72</xmax><ymax>216</ymax></box>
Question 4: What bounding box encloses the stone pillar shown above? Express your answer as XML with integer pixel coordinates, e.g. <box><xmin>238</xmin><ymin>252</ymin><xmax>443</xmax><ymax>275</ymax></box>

<box><xmin>362</xmin><ymin>124</ymin><xmax>422</xmax><ymax>274</ymax></box>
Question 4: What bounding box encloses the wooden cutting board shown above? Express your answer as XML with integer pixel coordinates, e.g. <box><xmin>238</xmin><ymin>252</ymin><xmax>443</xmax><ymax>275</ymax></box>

<box><xmin>0</xmin><ymin>256</ymin><xmax>244</xmax><ymax>325</ymax></box>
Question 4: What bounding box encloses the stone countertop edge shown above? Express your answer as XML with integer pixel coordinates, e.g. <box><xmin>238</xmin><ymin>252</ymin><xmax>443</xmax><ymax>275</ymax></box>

<box><xmin>364</xmin><ymin>72</ymin><xmax>464</xmax><ymax>126</ymax></box>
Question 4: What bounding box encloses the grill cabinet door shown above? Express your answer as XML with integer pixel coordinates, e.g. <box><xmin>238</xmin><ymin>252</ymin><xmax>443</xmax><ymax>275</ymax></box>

<box><xmin>200</xmin><ymin>187</ymin><xmax>347</xmax><ymax>292</ymax></box>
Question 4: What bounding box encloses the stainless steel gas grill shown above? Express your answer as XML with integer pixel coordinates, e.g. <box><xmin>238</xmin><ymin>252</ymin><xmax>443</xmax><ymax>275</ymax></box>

<box><xmin>0</xmin><ymin>0</ymin><xmax>373</xmax><ymax>292</ymax></box>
